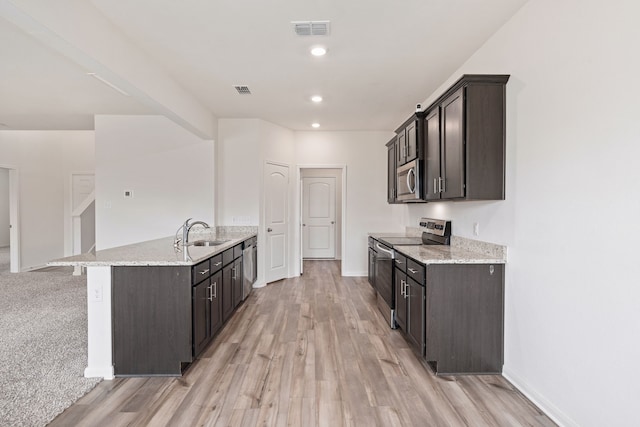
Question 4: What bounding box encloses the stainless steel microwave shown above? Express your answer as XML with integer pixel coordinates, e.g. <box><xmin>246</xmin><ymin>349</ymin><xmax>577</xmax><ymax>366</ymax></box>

<box><xmin>396</xmin><ymin>159</ymin><xmax>423</xmax><ymax>201</ymax></box>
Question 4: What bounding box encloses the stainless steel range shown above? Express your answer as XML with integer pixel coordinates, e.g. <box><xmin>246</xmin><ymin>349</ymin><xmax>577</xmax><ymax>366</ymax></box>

<box><xmin>374</xmin><ymin>218</ymin><xmax>452</xmax><ymax>329</ymax></box>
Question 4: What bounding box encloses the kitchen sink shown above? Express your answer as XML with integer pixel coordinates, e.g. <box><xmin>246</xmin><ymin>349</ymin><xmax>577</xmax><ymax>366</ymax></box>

<box><xmin>191</xmin><ymin>239</ymin><xmax>229</xmax><ymax>247</ymax></box>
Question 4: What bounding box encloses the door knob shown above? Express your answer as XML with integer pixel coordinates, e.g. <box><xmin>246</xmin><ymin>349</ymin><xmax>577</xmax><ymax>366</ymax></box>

<box><xmin>331</xmin><ymin>221</ymin><xmax>335</xmax><ymax>224</ymax></box>
<box><xmin>267</xmin><ymin>228</ymin><xmax>273</xmax><ymax>232</ymax></box>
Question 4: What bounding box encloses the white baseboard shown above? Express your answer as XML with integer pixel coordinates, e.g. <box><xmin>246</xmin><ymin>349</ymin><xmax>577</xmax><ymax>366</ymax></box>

<box><xmin>341</xmin><ymin>270</ymin><xmax>366</xmax><ymax>277</ymax></box>
<box><xmin>84</xmin><ymin>365</ymin><xmax>114</xmax><ymax>380</ymax></box>
<box><xmin>503</xmin><ymin>367</ymin><xmax>578</xmax><ymax>427</ymax></box>
<box><xmin>22</xmin><ymin>264</ymin><xmax>46</xmax><ymax>272</ymax></box>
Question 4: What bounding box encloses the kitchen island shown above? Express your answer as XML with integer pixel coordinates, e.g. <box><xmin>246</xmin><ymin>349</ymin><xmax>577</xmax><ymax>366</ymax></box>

<box><xmin>49</xmin><ymin>230</ymin><xmax>257</xmax><ymax>379</ymax></box>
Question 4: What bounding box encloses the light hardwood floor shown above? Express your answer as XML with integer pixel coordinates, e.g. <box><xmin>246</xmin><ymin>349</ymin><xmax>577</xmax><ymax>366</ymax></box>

<box><xmin>49</xmin><ymin>261</ymin><xmax>555</xmax><ymax>427</ymax></box>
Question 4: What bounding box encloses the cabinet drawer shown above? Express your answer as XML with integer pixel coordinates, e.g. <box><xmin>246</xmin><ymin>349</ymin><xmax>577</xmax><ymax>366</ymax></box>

<box><xmin>394</xmin><ymin>253</ymin><xmax>407</xmax><ymax>272</ymax></box>
<box><xmin>210</xmin><ymin>254</ymin><xmax>223</xmax><ymax>272</ymax></box>
<box><xmin>233</xmin><ymin>244</ymin><xmax>243</xmax><ymax>260</ymax></box>
<box><xmin>222</xmin><ymin>248</ymin><xmax>234</xmax><ymax>266</ymax></box>
<box><xmin>406</xmin><ymin>258</ymin><xmax>425</xmax><ymax>285</ymax></box>
<box><xmin>192</xmin><ymin>259</ymin><xmax>211</xmax><ymax>285</ymax></box>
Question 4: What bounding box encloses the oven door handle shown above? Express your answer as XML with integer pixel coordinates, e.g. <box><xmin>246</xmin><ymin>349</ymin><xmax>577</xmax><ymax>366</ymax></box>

<box><xmin>375</xmin><ymin>243</ymin><xmax>394</xmax><ymax>258</ymax></box>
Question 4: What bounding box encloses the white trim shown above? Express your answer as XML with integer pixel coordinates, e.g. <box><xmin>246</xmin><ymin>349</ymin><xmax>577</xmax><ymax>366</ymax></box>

<box><xmin>295</xmin><ymin>164</ymin><xmax>347</xmax><ymax>277</ymax></box>
<box><xmin>503</xmin><ymin>367</ymin><xmax>577</xmax><ymax>427</ymax></box>
<box><xmin>85</xmin><ymin>266</ymin><xmax>114</xmax><ymax>379</ymax></box>
<box><xmin>0</xmin><ymin>164</ymin><xmax>20</xmax><ymax>273</ymax></box>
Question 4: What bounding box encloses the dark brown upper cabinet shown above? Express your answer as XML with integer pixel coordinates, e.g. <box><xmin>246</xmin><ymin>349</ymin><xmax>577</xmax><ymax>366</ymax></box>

<box><xmin>386</xmin><ymin>137</ymin><xmax>399</xmax><ymax>203</ymax></box>
<box><xmin>395</xmin><ymin>114</ymin><xmax>424</xmax><ymax>166</ymax></box>
<box><xmin>424</xmin><ymin>74</ymin><xmax>509</xmax><ymax>201</ymax></box>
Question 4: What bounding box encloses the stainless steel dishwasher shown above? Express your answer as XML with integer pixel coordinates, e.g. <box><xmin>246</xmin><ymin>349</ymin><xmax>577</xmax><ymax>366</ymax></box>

<box><xmin>242</xmin><ymin>237</ymin><xmax>257</xmax><ymax>300</ymax></box>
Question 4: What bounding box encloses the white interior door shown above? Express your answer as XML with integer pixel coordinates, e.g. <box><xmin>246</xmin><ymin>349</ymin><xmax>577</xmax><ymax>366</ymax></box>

<box><xmin>264</xmin><ymin>162</ymin><xmax>289</xmax><ymax>283</ymax></box>
<box><xmin>302</xmin><ymin>177</ymin><xmax>336</xmax><ymax>259</ymax></box>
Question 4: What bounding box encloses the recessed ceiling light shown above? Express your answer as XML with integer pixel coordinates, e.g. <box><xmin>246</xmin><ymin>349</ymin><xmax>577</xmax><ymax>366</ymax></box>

<box><xmin>311</xmin><ymin>95</ymin><xmax>323</xmax><ymax>103</ymax></box>
<box><xmin>311</xmin><ymin>123</ymin><xmax>321</xmax><ymax>128</ymax></box>
<box><xmin>311</xmin><ymin>47</ymin><xmax>327</xmax><ymax>56</ymax></box>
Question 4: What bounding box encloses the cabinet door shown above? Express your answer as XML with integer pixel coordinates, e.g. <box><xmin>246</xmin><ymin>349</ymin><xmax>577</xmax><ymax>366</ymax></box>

<box><xmin>210</xmin><ymin>270</ymin><xmax>223</xmax><ymax>336</ymax></box>
<box><xmin>406</xmin><ymin>279</ymin><xmax>425</xmax><ymax>356</ymax></box>
<box><xmin>440</xmin><ymin>88</ymin><xmax>465</xmax><ymax>199</ymax></box>
<box><xmin>405</xmin><ymin>120</ymin><xmax>417</xmax><ymax>162</ymax></box>
<box><xmin>222</xmin><ymin>263</ymin><xmax>234</xmax><ymax>322</ymax></box>
<box><xmin>387</xmin><ymin>141</ymin><xmax>397</xmax><ymax>203</ymax></box>
<box><xmin>232</xmin><ymin>258</ymin><xmax>243</xmax><ymax>308</ymax></box>
<box><xmin>396</xmin><ymin>129</ymin><xmax>406</xmax><ymax>166</ymax></box>
<box><xmin>394</xmin><ymin>268</ymin><xmax>407</xmax><ymax>331</ymax></box>
<box><xmin>193</xmin><ymin>278</ymin><xmax>211</xmax><ymax>356</ymax></box>
<box><xmin>425</xmin><ymin>107</ymin><xmax>441</xmax><ymax>200</ymax></box>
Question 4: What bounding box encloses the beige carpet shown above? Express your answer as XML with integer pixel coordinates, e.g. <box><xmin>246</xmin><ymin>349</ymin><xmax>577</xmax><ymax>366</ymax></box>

<box><xmin>0</xmin><ymin>247</ymin><xmax>101</xmax><ymax>426</ymax></box>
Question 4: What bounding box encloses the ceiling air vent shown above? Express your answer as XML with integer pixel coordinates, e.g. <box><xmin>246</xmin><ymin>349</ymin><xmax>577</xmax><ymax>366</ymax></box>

<box><xmin>292</xmin><ymin>20</ymin><xmax>330</xmax><ymax>36</ymax></box>
<box><xmin>234</xmin><ymin>85</ymin><xmax>251</xmax><ymax>95</ymax></box>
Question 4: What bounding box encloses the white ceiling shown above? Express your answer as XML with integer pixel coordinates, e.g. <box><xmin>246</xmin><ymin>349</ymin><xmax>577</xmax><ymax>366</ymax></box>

<box><xmin>0</xmin><ymin>0</ymin><xmax>529</xmax><ymax>132</ymax></box>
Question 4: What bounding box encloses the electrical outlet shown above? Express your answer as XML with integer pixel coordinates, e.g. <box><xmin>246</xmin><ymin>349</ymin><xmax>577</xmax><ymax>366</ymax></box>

<box><xmin>473</xmin><ymin>222</ymin><xmax>480</xmax><ymax>236</ymax></box>
<box><xmin>90</xmin><ymin>283</ymin><xmax>103</xmax><ymax>302</ymax></box>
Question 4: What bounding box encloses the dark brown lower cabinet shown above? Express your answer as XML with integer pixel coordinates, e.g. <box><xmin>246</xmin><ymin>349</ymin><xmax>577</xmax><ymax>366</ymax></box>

<box><xmin>406</xmin><ymin>278</ymin><xmax>425</xmax><ymax>355</ymax></box>
<box><xmin>222</xmin><ymin>263</ymin><xmax>234</xmax><ymax>322</ymax></box>
<box><xmin>425</xmin><ymin>264</ymin><xmax>504</xmax><ymax>374</ymax></box>
<box><xmin>193</xmin><ymin>271</ymin><xmax>223</xmax><ymax>357</ymax></box>
<box><xmin>394</xmin><ymin>259</ymin><xmax>425</xmax><ymax>357</ymax></box>
<box><xmin>112</xmin><ymin>266</ymin><xmax>192</xmax><ymax>376</ymax></box>
<box><xmin>394</xmin><ymin>268</ymin><xmax>407</xmax><ymax>331</ymax></box>
<box><xmin>232</xmin><ymin>258</ymin><xmax>243</xmax><ymax>308</ymax></box>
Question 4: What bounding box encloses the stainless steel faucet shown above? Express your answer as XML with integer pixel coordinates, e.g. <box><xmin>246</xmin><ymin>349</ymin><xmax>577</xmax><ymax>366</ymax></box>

<box><xmin>178</xmin><ymin>218</ymin><xmax>210</xmax><ymax>246</ymax></box>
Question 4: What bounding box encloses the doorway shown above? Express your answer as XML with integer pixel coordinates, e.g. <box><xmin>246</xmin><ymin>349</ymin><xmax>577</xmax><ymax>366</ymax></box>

<box><xmin>0</xmin><ymin>165</ymin><xmax>20</xmax><ymax>272</ymax></box>
<box><xmin>298</xmin><ymin>166</ymin><xmax>345</xmax><ymax>275</ymax></box>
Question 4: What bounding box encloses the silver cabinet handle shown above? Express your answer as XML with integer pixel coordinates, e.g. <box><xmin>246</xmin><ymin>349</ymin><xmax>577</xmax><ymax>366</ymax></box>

<box><xmin>207</xmin><ymin>284</ymin><xmax>213</xmax><ymax>301</ymax></box>
<box><xmin>212</xmin><ymin>281</ymin><xmax>217</xmax><ymax>299</ymax></box>
<box><xmin>404</xmin><ymin>282</ymin><xmax>409</xmax><ymax>299</ymax></box>
<box><xmin>438</xmin><ymin>177</ymin><xmax>445</xmax><ymax>193</ymax></box>
<box><xmin>408</xmin><ymin>268</ymin><xmax>418</xmax><ymax>274</ymax></box>
<box><xmin>400</xmin><ymin>279</ymin><xmax>406</xmax><ymax>297</ymax></box>
<box><xmin>206</xmin><ymin>284</ymin><xmax>211</xmax><ymax>301</ymax></box>
<box><xmin>231</xmin><ymin>267</ymin><xmax>237</xmax><ymax>280</ymax></box>
<box><xmin>200</xmin><ymin>269</ymin><xmax>209</xmax><ymax>275</ymax></box>
<box><xmin>213</xmin><ymin>262</ymin><xmax>222</xmax><ymax>267</ymax></box>
<box><xmin>395</xmin><ymin>259</ymin><xmax>404</xmax><ymax>265</ymax></box>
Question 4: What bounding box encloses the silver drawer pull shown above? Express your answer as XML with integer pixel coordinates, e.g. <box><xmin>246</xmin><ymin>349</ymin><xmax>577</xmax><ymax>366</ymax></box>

<box><xmin>408</xmin><ymin>268</ymin><xmax>418</xmax><ymax>274</ymax></box>
<box><xmin>212</xmin><ymin>282</ymin><xmax>217</xmax><ymax>298</ymax></box>
<box><xmin>200</xmin><ymin>269</ymin><xmax>210</xmax><ymax>275</ymax></box>
<box><xmin>395</xmin><ymin>260</ymin><xmax>404</xmax><ymax>265</ymax></box>
<box><xmin>213</xmin><ymin>262</ymin><xmax>222</xmax><ymax>267</ymax></box>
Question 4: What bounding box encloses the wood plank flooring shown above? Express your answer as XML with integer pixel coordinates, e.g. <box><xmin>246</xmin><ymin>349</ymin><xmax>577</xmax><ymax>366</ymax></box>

<box><xmin>49</xmin><ymin>261</ymin><xmax>555</xmax><ymax>427</ymax></box>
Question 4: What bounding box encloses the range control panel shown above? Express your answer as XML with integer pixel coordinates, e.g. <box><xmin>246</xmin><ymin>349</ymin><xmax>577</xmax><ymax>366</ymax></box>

<box><xmin>419</xmin><ymin>218</ymin><xmax>452</xmax><ymax>237</ymax></box>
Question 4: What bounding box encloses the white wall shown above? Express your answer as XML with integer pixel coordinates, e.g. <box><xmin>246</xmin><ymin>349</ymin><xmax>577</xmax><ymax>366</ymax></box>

<box><xmin>294</xmin><ymin>131</ymin><xmax>401</xmax><ymax>276</ymax></box>
<box><xmin>217</xmin><ymin>118</ymin><xmax>295</xmax><ymax>286</ymax></box>
<box><xmin>0</xmin><ymin>131</ymin><xmax>94</xmax><ymax>269</ymax></box>
<box><xmin>403</xmin><ymin>1</ymin><xmax>640</xmax><ymax>425</ymax></box>
<box><xmin>0</xmin><ymin>168</ymin><xmax>9</xmax><ymax>247</ymax></box>
<box><xmin>95</xmin><ymin>115</ymin><xmax>214</xmax><ymax>250</ymax></box>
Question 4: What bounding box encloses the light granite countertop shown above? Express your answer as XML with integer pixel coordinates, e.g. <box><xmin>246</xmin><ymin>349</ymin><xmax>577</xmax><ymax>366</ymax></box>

<box><xmin>395</xmin><ymin>244</ymin><xmax>505</xmax><ymax>265</ymax></box>
<box><xmin>48</xmin><ymin>231</ymin><xmax>257</xmax><ymax>267</ymax></box>
<box><xmin>369</xmin><ymin>230</ymin><xmax>507</xmax><ymax>265</ymax></box>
